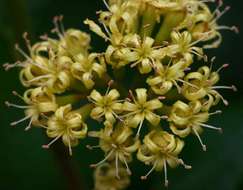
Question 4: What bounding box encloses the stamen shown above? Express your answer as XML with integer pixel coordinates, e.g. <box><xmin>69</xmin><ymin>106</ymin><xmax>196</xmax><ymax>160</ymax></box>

<box><xmin>178</xmin><ymin>159</ymin><xmax>192</xmax><ymax>169</ymax></box>
<box><xmin>86</xmin><ymin>145</ymin><xmax>100</xmax><ymax>150</ymax></box>
<box><xmin>40</xmin><ymin>34</ymin><xmax>49</xmax><ymax>41</ymax></box>
<box><xmin>200</xmin><ymin>0</ymin><xmax>215</xmax><ymax>3</ymax></box>
<box><xmin>217</xmin><ymin>25</ymin><xmax>239</xmax><ymax>33</ymax></box>
<box><xmin>102</xmin><ymin>0</ymin><xmax>110</xmax><ymax>11</ymax></box>
<box><xmin>141</xmin><ymin>162</ymin><xmax>156</xmax><ymax>180</ymax></box>
<box><xmin>184</xmin><ymin>67</ymin><xmax>191</xmax><ymax>72</ymax></box>
<box><xmin>22</xmin><ymin>32</ymin><xmax>31</xmax><ymax>51</ymax></box>
<box><xmin>209</xmin><ymin>110</ymin><xmax>222</xmax><ymax>116</ymax></box>
<box><xmin>158</xmin><ymin>96</ymin><xmax>166</xmax><ymax>100</ymax></box>
<box><xmin>32</xmin><ymin>62</ymin><xmax>52</xmax><ymax>72</ymax></box>
<box><xmin>111</xmin><ymin>111</ymin><xmax>124</xmax><ymax>122</ymax></box>
<box><xmin>42</xmin><ymin>135</ymin><xmax>62</xmax><ymax>149</ymax></box>
<box><xmin>25</xmin><ymin>117</ymin><xmax>34</xmax><ymax>131</ymax></box>
<box><xmin>177</xmin><ymin>79</ymin><xmax>199</xmax><ymax>89</ymax></box>
<box><xmin>128</xmin><ymin>90</ymin><xmax>138</xmax><ymax>104</ymax></box>
<box><xmin>115</xmin><ymin>152</ymin><xmax>120</xmax><ymax>179</ymax></box>
<box><xmin>38</xmin><ymin>123</ymin><xmax>48</xmax><ymax>129</ymax></box>
<box><xmin>10</xmin><ymin>115</ymin><xmax>31</xmax><ymax>126</ymax></box>
<box><xmin>214</xmin><ymin>91</ymin><xmax>229</xmax><ymax>106</ymax></box>
<box><xmin>136</xmin><ymin>118</ymin><xmax>144</xmax><ymax>137</ymax></box>
<box><xmin>102</xmin><ymin>23</ymin><xmax>112</xmax><ymax>37</ymax></box>
<box><xmin>26</xmin><ymin>74</ymin><xmax>52</xmax><ymax>83</ymax></box>
<box><xmin>214</xmin><ymin>6</ymin><xmax>230</xmax><ymax>23</ymax></box>
<box><xmin>122</xmin><ymin>157</ymin><xmax>132</xmax><ymax>175</ymax></box>
<box><xmin>199</xmin><ymin>123</ymin><xmax>223</xmax><ymax>133</ymax></box>
<box><xmin>161</xmin><ymin>115</ymin><xmax>169</xmax><ymax>120</ymax></box>
<box><xmin>167</xmin><ymin>154</ymin><xmax>192</xmax><ymax>169</ymax></box>
<box><xmin>209</xmin><ymin>56</ymin><xmax>216</xmax><ymax>72</ymax></box>
<box><xmin>216</xmin><ymin>63</ymin><xmax>229</xmax><ymax>73</ymax></box>
<box><xmin>12</xmin><ymin>91</ymin><xmax>25</xmax><ymax>101</ymax></box>
<box><xmin>163</xmin><ymin>159</ymin><xmax>169</xmax><ymax>187</ymax></box>
<box><xmin>40</xmin><ymin>113</ymin><xmax>49</xmax><ymax>120</ymax></box>
<box><xmin>3</xmin><ymin>61</ymin><xmax>23</xmax><ymax>71</ymax></box>
<box><xmin>172</xmin><ymin>80</ymin><xmax>182</xmax><ymax>94</ymax></box>
<box><xmin>52</xmin><ymin>16</ymin><xmax>65</xmax><ymax>38</ymax></box>
<box><xmin>59</xmin><ymin>15</ymin><xmax>66</xmax><ymax>35</ymax></box>
<box><xmin>5</xmin><ymin>101</ymin><xmax>29</xmax><ymax>109</ymax></box>
<box><xmin>105</xmin><ymin>80</ymin><xmax>114</xmax><ymax>96</ymax></box>
<box><xmin>68</xmin><ymin>139</ymin><xmax>73</xmax><ymax>156</ymax></box>
<box><xmin>192</xmin><ymin>127</ymin><xmax>207</xmax><ymax>151</ymax></box>
<box><xmin>90</xmin><ymin>149</ymin><xmax>114</xmax><ymax>168</ymax></box>
<box><xmin>15</xmin><ymin>44</ymin><xmax>32</xmax><ymax>61</ymax></box>
<box><xmin>212</xmin><ymin>85</ymin><xmax>237</xmax><ymax>91</ymax></box>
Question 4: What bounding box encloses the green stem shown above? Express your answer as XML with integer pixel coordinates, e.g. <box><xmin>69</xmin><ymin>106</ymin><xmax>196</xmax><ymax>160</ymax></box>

<box><xmin>155</xmin><ymin>11</ymin><xmax>185</xmax><ymax>44</ymax></box>
<box><xmin>50</xmin><ymin>140</ymin><xmax>87</xmax><ymax>190</ymax></box>
<box><xmin>140</xmin><ymin>6</ymin><xmax>157</xmax><ymax>37</ymax></box>
<box><xmin>76</xmin><ymin>104</ymin><xmax>93</xmax><ymax>120</ymax></box>
<box><xmin>70</xmin><ymin>79</ymin><xmax>87</xmax><ymax>93</ymax></box>
<box><xmin>56</xmin><ymin>94</ymin><xmax>86</xmax><ymax>106</ymax></box>
<box><xmin>158</xmin><ymin>104</ymin><xmax>171</xmax><ymax>115</ymax></box>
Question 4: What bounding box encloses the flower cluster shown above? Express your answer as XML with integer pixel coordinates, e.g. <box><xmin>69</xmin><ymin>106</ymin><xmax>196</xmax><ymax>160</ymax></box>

<box><xmin>5</xmin><ymin>0</ymin><xmax>237</xmax><ymax>189</ymax></box>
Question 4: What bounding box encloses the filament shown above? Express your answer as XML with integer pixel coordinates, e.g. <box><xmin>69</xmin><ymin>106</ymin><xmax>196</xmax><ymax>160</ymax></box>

<box><xmin>192</xmin><ymin>127</ymin><xmax>207</xmax><ymax>151</ymax></box>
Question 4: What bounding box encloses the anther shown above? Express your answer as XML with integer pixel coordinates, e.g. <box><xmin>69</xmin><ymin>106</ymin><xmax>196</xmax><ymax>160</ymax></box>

<box><xmin>42</xmin><ymin>135</ymin><xmax>61</xmax><ymax>150</ymax></box>
<box><xmin>231</xmin><ymin>26</ymin><xmax>239</xmax><ymax>34</ymax></box>
<box><xmin>161</xmin><ymin>115</ymin><xmax>169</xmax><ymax>120</ymax></box>
<box><xmin>40</xmin><ymin>34</ymin><xmax>48</xmax><ymax>40</ymax></box>
<box><xmin>108</xmin><ymin>80</ymin><xmax>114</xmax><ymax>87</ymax></box>
<box><xmin>158</xmin><ymin>96</ymin><xmax>166</xmax><ymax>100</ymax></box>
<box><xmin>42</xmin><ymin>145</ymin><xmax>50</xmax><ymax>149</ymax></box>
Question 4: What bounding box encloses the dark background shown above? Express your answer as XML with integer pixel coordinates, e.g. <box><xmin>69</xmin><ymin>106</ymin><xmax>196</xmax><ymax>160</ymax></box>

<box><xmin>0</xmin><ymin>0</ymin><xmax>243</xmax><ymax>190</ymax></box>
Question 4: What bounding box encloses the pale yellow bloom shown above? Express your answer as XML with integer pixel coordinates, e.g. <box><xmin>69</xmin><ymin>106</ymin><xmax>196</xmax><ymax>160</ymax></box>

<box><xmin>147</xmin><ymin>60</ymin><xmax>186</xmax><ymax>95</ymax></box>
<box><xmin>89</xmin><ymin>88</ymin><xmax>123</xmax><ymax>124</ymax></box>
<box><xmin>94</xmin><ymin>163</ymin><xmax>130</xmax><ymax>190</ymax></box>
<box><xmin>137</xmin><ymin>130</ymin><xmax>190</xmax><ymax>186</ymax></box>
<box><xmin>71</xmin><ymin>53</ymin><xmax>106</xmax><ymax>89</ymax></box>
<box><xmin>6</xmin><ymin>87</ymin><xmax>58</xmax><ymax>131</ymax></box>
<box><xmin>182</xmin><ymin>66</ymin><xmax>236</xmax><ymax>107</ymax></box>
<box><xmin>169</xmin><ymin>100</ymin><xmax>222</xmax><ymax>151</ymax></box>
<box><xmin>89</xmin><ymin>123</ymin><xmax>140</xmax><ymax>178</ymax></box>
<box><xmin>123</xmin><ymin>88</ymin><xmax>163</xmax><ymax>136</ymax></box>
<box><xmin>45</xmin><ymin>104</ymin><xmax>88</xmax><ymax>155</ymax></box>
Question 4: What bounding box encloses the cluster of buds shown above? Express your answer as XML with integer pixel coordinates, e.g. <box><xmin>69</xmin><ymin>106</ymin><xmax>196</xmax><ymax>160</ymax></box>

<box><xmin>4</xmin><ymin>0</ymin><xmax>238</xmax><ymax>189</ymax></box>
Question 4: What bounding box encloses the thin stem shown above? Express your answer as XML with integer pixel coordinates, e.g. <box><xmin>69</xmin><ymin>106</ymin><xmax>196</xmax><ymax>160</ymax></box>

<box><xmin>50</xmin><ymin>140</ymin><xmax>87</xmax><ymax>190</ymax></box>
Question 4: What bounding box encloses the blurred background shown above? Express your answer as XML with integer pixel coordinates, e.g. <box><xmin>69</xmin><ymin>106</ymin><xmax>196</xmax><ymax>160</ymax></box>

<box><xmin>0</xmin><ymin>0</ymin><xmax>242</xmax><ymax>190</ymax></box>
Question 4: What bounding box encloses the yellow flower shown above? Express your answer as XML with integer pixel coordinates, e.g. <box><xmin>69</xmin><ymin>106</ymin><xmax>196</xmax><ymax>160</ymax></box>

<box><xmin>137</xmin><ymin>130</ymin><xmax>190</xmax><ymax>187</ymax></box>
<box><xmin>147</xmin><ymin>60</ymin><xmax>186</xmax><ymax>95</ymax></box>
<box><xmin>89</xmin><ymin>88</ymin><xmax>123</xmax><ymax>124</ymax></box>
<box><xmin>71</xmin><ymin>53</ymin><xmax>106</xmax><ymax>89</ymax></box>
<box><xmin>6</xmin><ymin>87</ymin><xmax>58</xmax><ymax>131</ymax></box>
<box><xmin>169</xmin><ymin>100</ymin><xmax>222</xmax><ymax>151</ymax></box>
<box><xmin>169</xmin><ymin>31</ymin><xmax>204</xmax><ymax>62</ymax></box>
<box><xmin>44</xmin><ymin>104</ymin><xmax>88</xmax><ymax>155</ymax></box>
<box><xmin>94</xmin><ymin>163</ymin><xmax>130</xmax><ymax>190</ymax></box>
<box><xmin>57</xmin><ymin>29</ymin><xmax>91</xmax><ymax>57</ymax></box>
<box><xmin>85</xmin><ymin>0</ymin><xmax>139</xmax><ymax>43</ymax></box>
<box><xmin>123</xmin><ymin>88</ymin><xmax>163</xmax><ymax>136</ymax></box>
<box><xmin>122</xmin><ymin>34</ymin><xmax>164</xmax><ymax>74</ymax></box>
<box><xmin>20</xmin><ymin>49</ymin><xmax>73</xmax><ymax>94</ymax></box>
<box><xmin>182</xmin><ymin>65</ymin><xmax>237</xmax><ymax>107</ymax></box>
<box><xmin>89</xmin><ymin>123</ymin><xmax>140</xmax><ymax>178</ymax></box>
<box><xmin>42</xmin><ymin>16</ymin><xmax>91</xmax><ymax>56</ymax></box>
